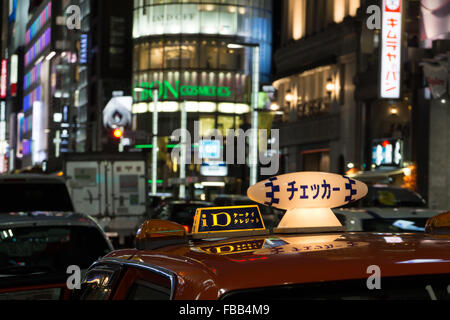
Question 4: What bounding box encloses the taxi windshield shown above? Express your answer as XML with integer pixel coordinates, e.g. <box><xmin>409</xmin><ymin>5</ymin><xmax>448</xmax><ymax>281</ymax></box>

<box><xmin>222</xmin><ymin>274</ymin><xmax>450</xmax><ymax>300</ymax></box>
<box><xmin>0</xmin><ymin>226</ymin><xmax>111</xmax><ymax>276</ymax></box>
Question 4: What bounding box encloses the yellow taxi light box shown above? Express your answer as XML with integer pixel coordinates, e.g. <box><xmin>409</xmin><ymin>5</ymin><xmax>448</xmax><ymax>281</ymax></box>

<box><xmin>192</xmin><ymin>205</ymin><xmax>266</xmax><ymax>235</ymax></box>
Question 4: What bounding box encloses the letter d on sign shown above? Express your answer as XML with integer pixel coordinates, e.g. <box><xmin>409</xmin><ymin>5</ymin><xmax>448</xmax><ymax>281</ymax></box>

<box><xmin>366</xmin><ymin>265</ymin><xmax>381</xmax><ymax>290</ymax></box>
<box><xmin>211</xmin><ymin>212</ymin><xmax>232</xmax><ymax>227</ymax></box>
<box><xmin>67</xmin><ymin>265</ymin><xmax>81</xmax><ymax>290</ymax></box>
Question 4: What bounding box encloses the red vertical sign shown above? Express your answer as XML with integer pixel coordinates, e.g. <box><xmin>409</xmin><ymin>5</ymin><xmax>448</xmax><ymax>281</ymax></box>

<box><xmin>0</xmin><ymin>60</ymin><xmax>7</xmax><ymax>99</ymax></box>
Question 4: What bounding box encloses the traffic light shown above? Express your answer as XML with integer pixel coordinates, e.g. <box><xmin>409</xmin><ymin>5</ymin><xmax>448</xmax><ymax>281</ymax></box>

<box><xmin>113</xmin><ymin>128</ymin><xmax>123</xmax><ymax>139</ymax></box>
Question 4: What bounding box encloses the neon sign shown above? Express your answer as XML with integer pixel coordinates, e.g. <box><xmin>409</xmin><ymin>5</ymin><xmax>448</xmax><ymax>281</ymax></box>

<box><xmin>0</xmin><ymin>60</ymin><xmax>7</xmax><ymax>99</ymax></box>
<box><xmin>372</xmin><ymin>138</ymin><xmax>403</xmax><ymax>168</ymax></box>
<box><xmin>380</xmin><ymin>0</ymin><xmax>403</xmax><ymax>99</ymax></box>
<box><xmin>134</xmin><ymin>81</ymin><xmax>232</xmax><ymax>101</ymax></box>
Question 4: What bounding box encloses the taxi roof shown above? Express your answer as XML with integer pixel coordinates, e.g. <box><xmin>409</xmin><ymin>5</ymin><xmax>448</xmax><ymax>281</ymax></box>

<box><xmin>103</xmin><ymin>231</ymin><xmax>450</xmax><ymax>299</ymax></box>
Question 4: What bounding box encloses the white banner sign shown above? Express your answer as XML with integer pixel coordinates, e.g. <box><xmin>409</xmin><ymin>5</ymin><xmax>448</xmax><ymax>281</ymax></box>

<box><xmin>380</xmin><ymin>0</ymin><xmax>403</xmax><ymax>99</ymax></box>
<box><xmin>421</xmin><ymin>0</ymin><xmax>450</xmax><ymax>40</ymax></box>
<box><xmin>423</xmin><ymin>61</ymin><xmax>448</xmax><ymax>99</ymax></box>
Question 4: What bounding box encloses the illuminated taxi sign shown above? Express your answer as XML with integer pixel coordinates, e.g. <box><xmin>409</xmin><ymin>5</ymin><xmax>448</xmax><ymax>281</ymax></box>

<box><xmin>247</xmin><ymin>172</ymin><xmax>368</xmax><ymax>231</ymax></box>
<box><xmin>192</xmin><ymin>205</ymin><xmax>266</xmax><ymax>238</ymax></box>
<box><xmin>135</xmin><ymin>220</ymin><xmax>188</xmax><ymax>250</ymax></box>
<box><xmin>197</xmin><ymin>239</ymin><xmax>266</xmax><ymax>255</ymax></box>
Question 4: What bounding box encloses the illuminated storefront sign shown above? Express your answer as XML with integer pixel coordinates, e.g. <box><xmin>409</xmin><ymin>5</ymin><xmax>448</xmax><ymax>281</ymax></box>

<box><xmin>200</xmin><ymin>161</ymin><xmax>228</xmax><ymax>177</ymax></box>
<box><xmin>372</xmin><ymin>138</ymin><xmax>403</xmax><ymax>168</ymax></box>
<box><xmin>199</xmin><ymin>140</ymin><xmax>221</xmax><ymax>159</ymax></box>
<box><xmin>26</xmin><ymin>2</ymin><xmax>51</xmax><ymax>45</ymax></box>
<box><xmin>380</xmin><ymin>0</ymin><xmax>403</xmax><ymax>99</ymax></box>
<box><xmin>9</xmin><ymin>0</ymin><xmax>17</xmax><ymax>23</ymax></box>
<box><xmin>134</xmin><ymin>81</ymin><xmax>232</xmax><ymax>101</ymax></box>
<box><xmin>0</xmin><ymin>60</ymin><xmax>7</xmax><ymax>99</ymax></box>
<box><xmin>32</xmin><ymin>101</ymin><xmax>47</xmax><ymax>164</ymax></box>
<box><xmin>134</xmin><ymin>3</ymin><xmax>240</xmax><ymax>37</ymax></box>
<box><xmin>10</xmin><ymin>54</ymin><xmax>18</xmax><ymax>97</ymax></box>
<box><xmin>132</xmin><ymin>101</ymin><xmax>249</xmax><ymax>114</ymax></box>
<box><xmin>80</xmin><ymin>34</ymin><xmax>88</xmax><ymax>64</ymax></box>
<box><xmin>25</xmin><ymin>28</ymin><xmax>51</xmax><ymax>66</ymax></box>
<box><xmin>0</xmin><ymin>101</ymin><xmax>7</xmax><ymax>173</ymax></box>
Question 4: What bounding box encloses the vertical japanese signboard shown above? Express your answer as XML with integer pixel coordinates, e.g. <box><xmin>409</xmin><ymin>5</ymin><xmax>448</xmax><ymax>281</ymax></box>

<box><xmin>380</xmin><ymin>0</ymin><xmax>403</xmax><ymax>99</ymax></box>
<box><xmin>10</xmin><ymin>54</ymin><xmax>18</xmax><ymax>97</ymax></box>
<box><xmin>0</xmin><ymin>101</ymin><xmax>7</xmax><ymax>173</ymax></box>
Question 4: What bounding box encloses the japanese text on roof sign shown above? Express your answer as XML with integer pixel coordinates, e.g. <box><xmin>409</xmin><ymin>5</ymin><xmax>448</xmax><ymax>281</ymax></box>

<box><xmin>264</xmin><ymin>176</ymin><xmax>357</xmax><ymax>206</ymax></box>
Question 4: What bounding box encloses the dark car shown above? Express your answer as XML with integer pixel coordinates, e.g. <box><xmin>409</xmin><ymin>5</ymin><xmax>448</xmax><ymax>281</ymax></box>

<box><xmin>153</xmin><ymin>200</ymin><xmax>214</xmax><ymax>232</ymax></box>
<box><xmin>334</xmin><ymin>185</ymin><xmax>442</xmax><ymax>233</ymax></box>
<box><xmin>148</xmin><ymin>193</ymin><xmax>174</xmax><ymax>218</ymax></box>
<box><xmin>0</xmin><ymin>174</ymin><xmax>113</xmax><ymax>300</ymax></box>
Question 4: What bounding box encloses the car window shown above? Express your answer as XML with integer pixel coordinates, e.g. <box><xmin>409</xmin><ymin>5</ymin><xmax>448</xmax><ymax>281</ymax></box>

<box><xmin>171</xmin><ymin>204</ymin><xmax>204</xmax><ymax>218</ymax></box>
<box><xmin>0</xmin><ymin>226</ymin><xmax>111</xmax><ymax>275</ymax></box>
<box><xmin>0</xmin><ymin>183</ymin><xmax>74</xmax><ymax>212</ymax></box>
<box><xmin>169</xmin><ymin>204</ymin><xmax>212</xmax><ymax>228</ymax></box>
<box><xmin>214</xmin><ymin>198</ymin><xmax>230</xmax><ymax>206</ymax></box>
<box><xmin>362</xmin><ymin>218</ymin><xmax>428</xmax><ymax>233</ymax></box>
<box><xmin>79</xmin><ymin>269</ymin><xmax>117</xmax><ymax>300</ymax></box>
<box><xmin>127</xmin><ymin>281</ymin><xmax>171</xmax><ymax>300</ymax></box>
<box><xmin>222</xmin><ymin>274</ymin><xmax>450</xmax><ymax>300</ymax></box>
<box><xmin>344</xmin><ymin>187</ymin><xmax>426</xmax><ymax>208</ymax></box>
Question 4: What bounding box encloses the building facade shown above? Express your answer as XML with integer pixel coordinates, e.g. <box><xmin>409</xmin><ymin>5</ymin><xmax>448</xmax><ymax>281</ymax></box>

<box><xmin>75</xmin><ymin>0</ymin><xmax>133</xmax><ymax>154</ymax></box>
<box><xmin>420</xmin><ymin>0</ymin><xmax>450</xmax><ymax>209</ymax></box>
<box><xmin>272</xmin><ymin>0</ymin><xmax>362</xmax><ymax>176</ymax></box>
<box><xmin>131</xmin><ymin>0</ymin><xmax>273</xmax><ymax>195</ymax></box>
<box><xmin>0</xmin><ymin>0</ymin><xmax>133</xmax><ymax>173</ymax></box>
<box><xmin>271</xmin><ymin>0</ymin><xmax>450</xmax><ymax>209</ymax></box>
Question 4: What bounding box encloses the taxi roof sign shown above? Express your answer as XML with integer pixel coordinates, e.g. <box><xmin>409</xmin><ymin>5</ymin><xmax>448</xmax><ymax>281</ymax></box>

<box><xmin>135</xmin><ymin>219</ymin><xmax>188</xmax><ymax>250</ymax></box>
<box><xmin>247</xmin><ymin>172</ymin><xmax>368</xmax><ymax>232</ymax></box>
<box><xmin>192</xmin><ymin>205</ymin><xmax>269</xmax><ymax>239</ymax></box>
<box><xmin>426</xmin><ymin>211</ymin><xmax>450</xmax><ymax>235</ymax></box>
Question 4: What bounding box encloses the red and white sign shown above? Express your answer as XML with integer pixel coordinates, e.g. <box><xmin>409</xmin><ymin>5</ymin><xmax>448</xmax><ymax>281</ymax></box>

<box><xmin>380</xmin><ymin>0</ymin><xmax>403</xmax><ymax>99</ymax></box>
<box><xmin>0</xmin><ymin>60</ymin><xmax>7</xmax><ymax>99</ymax></box>
<box><xmin>10</xmin><ymin>54</ymin><xmax>18</xmax><ymax>97</ymax></box>
<box><xmin>423</xmin><ymin>61</ymin><xmax>448</xmax><ymax>99</ymax></box>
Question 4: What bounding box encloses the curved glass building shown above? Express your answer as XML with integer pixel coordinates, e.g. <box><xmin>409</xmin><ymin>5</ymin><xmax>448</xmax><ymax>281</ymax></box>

<box><xmin>132</xmin><ymin>0</ymin><xmax>272</xmax><ymax>137</ymax></box>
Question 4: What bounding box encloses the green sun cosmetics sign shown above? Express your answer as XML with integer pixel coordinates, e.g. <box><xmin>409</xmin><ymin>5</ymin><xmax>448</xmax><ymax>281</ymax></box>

<box><xmin>134</xmin><ymin>81</ymin><xmax>232</xmax><ymax>101</ymax></box>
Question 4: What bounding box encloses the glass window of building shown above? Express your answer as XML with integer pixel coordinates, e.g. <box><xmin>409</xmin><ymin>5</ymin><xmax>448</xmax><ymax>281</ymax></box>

<box><xmin>199</xmin><ymin>116</ymin><xmax>216</xmax><ymax>137</ymax></box>
<box><xmin>140</xmin><ymin>43</ymin><xmax>150</xmax><ymax>70</ymax></box>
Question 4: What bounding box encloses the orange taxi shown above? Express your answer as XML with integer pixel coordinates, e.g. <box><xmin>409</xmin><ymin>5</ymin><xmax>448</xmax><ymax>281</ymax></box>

<box><xmin>76</xmin><ymin>172</ymin><xmax>450</xmax><ymax>300</ymax></box>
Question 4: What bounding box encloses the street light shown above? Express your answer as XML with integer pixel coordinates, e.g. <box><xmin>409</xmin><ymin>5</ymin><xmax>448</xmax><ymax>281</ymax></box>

<box><xmin>151</xmin><ymin>88</ymin><xmax>159</xmax><ymax>195</ymax></box>
<box><xmin>326</xmin><ymin>77</ymin><xmax>335</xmax><ymax>96</ymax></box>
<box><xmin>227</xmin><ymin>42</ymin><xmax>260</xmax><ymax>187</ymax></box>
<box><xmin>134</xmin><ymin>85</ymin><xmax>159</xmax><ymax>195</ymax></box>
<box><xmin>285</xmin><ymin>90</ymin><xmax>294</xmax><ymax>103</ymax></box>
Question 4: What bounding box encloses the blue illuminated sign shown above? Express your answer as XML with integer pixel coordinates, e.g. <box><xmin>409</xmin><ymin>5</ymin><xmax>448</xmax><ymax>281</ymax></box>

<box><xmin>80</xmin><ymin>34</ymin><xmax>88</xmax><ymax>64</ymax></box>
<box><xmin>199</xmin><ymin>140</ymin><xmax>221</xmax><ymax>159</ymax></box>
